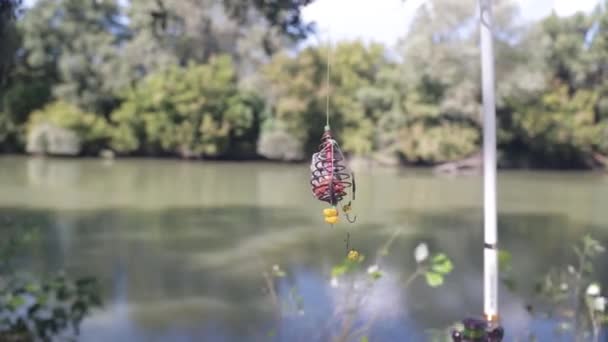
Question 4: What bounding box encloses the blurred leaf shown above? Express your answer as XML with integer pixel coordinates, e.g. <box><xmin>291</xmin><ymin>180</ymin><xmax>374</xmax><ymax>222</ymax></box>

<box><xmin>425</xmin><ymin>272</ymin><xmax>444</xmax><ymax>288</ymax></box>
<box><xmin>583</xmin><ymin>235</ymin><xmax>605</xmax><ymax>255</ymax></box>
<box><xmin>0</xmin><ymin>274</ymin><xmax>101</xmax><ymax>339</ymax></box>
<box><xmin>331</xmin><ymin>264</ymin><xmax>348</xmax><ymax>278</ymax></box>
<box><xmin>430</xmin><ymin>254</ymin><xmax>453</xmax><ymax>275</ymax></box>
<box><xmin>8</xmin><ymin>295</ymin><xmax>24</xmax><ymax>309</ymax></box>
<box><xmin>24</xmin><ymin>283</ymin><xmax>39</xmax><ymax>293</ymax></box>
<box><xmin>498</xmin><ymin>250</ymin><xmax>512</xmax><ymax>273</ymax></box>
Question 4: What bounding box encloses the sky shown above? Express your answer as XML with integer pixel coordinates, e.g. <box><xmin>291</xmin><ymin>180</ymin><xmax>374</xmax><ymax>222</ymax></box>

<box><xmin>302</xmin><ymin>0</ymin><xmax>602</xmax><ymax>46</ymax></box>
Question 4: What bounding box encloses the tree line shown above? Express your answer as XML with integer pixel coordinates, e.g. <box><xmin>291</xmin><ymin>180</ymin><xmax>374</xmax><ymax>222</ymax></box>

<box><xmin>2</xmin><ymin>0</ymin><xmax>608</xmax><ymax>168</ymax></box>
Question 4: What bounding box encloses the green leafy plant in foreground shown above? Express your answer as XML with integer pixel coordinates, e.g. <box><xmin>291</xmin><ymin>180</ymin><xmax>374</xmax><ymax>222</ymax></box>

<box><xmin>535</xmin><ymin>235</ymin><xmax>607</xmax><ymax>341</ymax></box>
<box><xmin>0</xmin><ymin>275</ymin><xmax>101</xmax><ymax>342</ymax></box>
<box><xmin>499</xmin><ymin>235</ymin><xmax>607</xmax><ymax>341</ymax></box>
<box><xmin>263</xmin><ymin>230</ymin><xmax>454</xmax><ymax>341</ymax></box>
<box><xmin>0</xmin><ymin>221</ymin><xmax>102</xmax><ymax>342</ymax></box>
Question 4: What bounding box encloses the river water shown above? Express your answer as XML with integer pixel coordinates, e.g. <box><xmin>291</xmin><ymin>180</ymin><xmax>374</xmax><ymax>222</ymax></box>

<box><xmin>1</xmin><ymin>156</ymin><xmax>607</xmax><ymax>341</ymax></box>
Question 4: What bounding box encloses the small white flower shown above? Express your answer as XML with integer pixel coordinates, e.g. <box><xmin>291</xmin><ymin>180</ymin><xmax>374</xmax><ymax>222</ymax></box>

<box><xmin>272</xmin><ymin>264</ymin><xmax>280</xmax><ymax>272</ymax></box>
<box><xmin>594</xmin><ymin>297</ymin><xmax>606</xmax><ymax>312</ymax></box>
<box><xmin>414</xmin><ymin>243</ymin><xmax>429</xmax><ymax>263</ymax></box>
<box><xmin>567</xmin><ymin>265</ymin><xmax>576</xmax><ymax>274</ymax></box>
<box><xmin>330</xmin><ymin>277</ymin><xmax>339</xmax><ymax>288</ymax></box>
<box><xmin>560</xmin><ymin>283</ymin><xmax>569</xmax><ymax>291</ymax></box>
<box><xmin>587</xmin><ymin>283</ymin><xmax>601</xmax><ymax>297</ymax></box>
<box><xmin>367</xmin><ymin>264</ymin><xmax>379</xmax><ymax>274</ymax></box>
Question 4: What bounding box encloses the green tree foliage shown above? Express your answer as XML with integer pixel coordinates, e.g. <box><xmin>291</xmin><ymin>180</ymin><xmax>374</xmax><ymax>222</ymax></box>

<box><xmin>4</xmin><ymin>0</ymin><xmax>608</xmax><ymax>168</ymax></box>
<box><xmin>497</xmin><ymin>7</ymin><xmax>608</xmax><ymax>168</ymax></box>
<box><xmin>537</xmin><ymin>13</ymin><xmax>593</xmax><ymax>89</ymax></box>
<box><xmin>18</xmin><ymin>0</ymin><xmax>129</xmax><ymax>114</ymax></box>
<box><xmin>0</xmin><ymin>0</ymin><xmax>30</xmax><ymax>152</ymax></box>
<box><xmin>388</xmin><ymin>0</ymin><xmax>527</xmax><ymax>164</ymax></box>
<box><xmin>503</xmin><ymin>83</ymin><xmax>607</xmax><ymax>168</ymax></box>
<box><xmin>110</xmin><ymin>56</ymin><xmax>262</xmax><ymax>158</ymax></box>
<box><xmin>0</xmin><ymin>78</ymin><xmax>52</xmax><ymax>153</ymax></box>
<box><xmin>26</xmin><ymin>101</ymin><xmax>109</xmax><ymax>155</ymax></box>
<box><xmin>0</xmin><ymin>0</ymin><xmax>21</xmax><ymax>85</ymax></box>
<box><xmin>397</xmin><ymin>121</ymin><xmax>480</xmax><ymax>164</ymax></box>
<box><xmin>223</xmin><ymin>0</ymin><xmax>314</xmax><ymax>41</ymax></box>
<box><xmin>1</xmin><ymin>0</ymin><xmax>315</xmax><ymax>154</ymax></box>
<box><xmin>584</xmin><ymin>6</ymin><xmax>608</xmax><ymax>120</ymax></box>
<box><xmin>392</xmin><ymin>0</ymin><xmax>608</xmax><ymax>166</ymax></box>
<box><xmin>259</xmin><ymin>41</ymin><xmax>390</xmax><ymax>159</ymax></box>
<box><xmin>124</xmin><ymin>0</ymin><xmax>313</xmax><ymax>82</ymax></box>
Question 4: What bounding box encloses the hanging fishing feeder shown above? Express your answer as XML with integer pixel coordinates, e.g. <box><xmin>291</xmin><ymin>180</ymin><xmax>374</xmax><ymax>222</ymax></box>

<box><xmin>310</xmin><ymin>126</ymin><xmax>356</xmax><ymax>225</ymax></box>
<box><xmin>309</xmin><ymin>42</ymin><xmax>357</xmax><ymax>226</ymax></box>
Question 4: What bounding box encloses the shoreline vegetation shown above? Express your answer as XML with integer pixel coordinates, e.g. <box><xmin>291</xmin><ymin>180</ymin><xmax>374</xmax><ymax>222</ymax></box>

<box><xmin>8</xmin><ymin>143</ymin><xmax>608</xmax><ymax>173</ymax></box>
<box><xmin>8</xmin><ymin>151</ymin><xmax>600</xmax><ymax>176</ymax></box>
<box><xmin>3</xmin><ymin>0</ymin><xmax>608</xmax><ymax>171</ymax></box>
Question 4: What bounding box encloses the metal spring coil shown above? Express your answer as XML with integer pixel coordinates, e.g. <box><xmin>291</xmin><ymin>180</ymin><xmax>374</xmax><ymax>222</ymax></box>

<box><xmin>310</xmin><ymin>130</ymin><xmax>353</xmax><ymax>205</ymax></box>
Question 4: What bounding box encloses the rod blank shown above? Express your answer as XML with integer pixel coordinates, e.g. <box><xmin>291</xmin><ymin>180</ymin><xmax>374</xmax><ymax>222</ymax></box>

<box><xmin>479</xmin><ymin>0</ymin><xmax>499</xmax><ymax>321</ymax></box>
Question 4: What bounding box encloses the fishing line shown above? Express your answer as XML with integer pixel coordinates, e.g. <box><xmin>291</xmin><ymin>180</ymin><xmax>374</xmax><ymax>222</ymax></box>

<box><xmin>325</xmin><ymin>37</ymin><xmax>332</xmax><ymax>129</ymax></box>
<box><xmin>324</xmin><ymin>37</ymin><xmax>352</xmax><ymax>250</ymax></box>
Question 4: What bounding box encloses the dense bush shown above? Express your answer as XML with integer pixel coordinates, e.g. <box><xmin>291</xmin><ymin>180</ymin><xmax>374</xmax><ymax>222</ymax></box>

<box><xmin>25</xmin><ymin>101</ymin><xmax>109</xmax><ymax>156</ymax></box>
<box><xmin>110</xmin><ymin>56</ymin><xmax>262</xmax><ymax>158</ymax></box>
<box><xmin>502</xmin><ymin>84</ymin><xmax>608</xmax><ymax>168</ymax></box>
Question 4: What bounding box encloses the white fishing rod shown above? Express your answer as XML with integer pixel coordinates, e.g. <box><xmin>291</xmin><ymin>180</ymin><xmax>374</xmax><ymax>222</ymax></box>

<box><xmin>452</xmin><ymin>0</ymin><xmax>503</xmax><ymax>340</ymax></box>
<box><xmin>479</xmin><ymin>0</ymin><xmax>498</xmax><ymax>326</ymax></box>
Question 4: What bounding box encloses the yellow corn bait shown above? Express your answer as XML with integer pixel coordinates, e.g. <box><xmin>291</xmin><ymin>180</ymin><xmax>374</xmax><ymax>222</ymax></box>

<box><xmin>324</xmin><ymin>215</ymin><xmax>339</xmax><ymax>224</ymax></box>
<box><xmin>347</xmin><ymin>249</ymin><xmax>360</xmax><ymax>261</ymax></box>
<box><xmin>323</xmin><ymin>208</ymin><xmax>338</xmax><ymax>217</ymax></box>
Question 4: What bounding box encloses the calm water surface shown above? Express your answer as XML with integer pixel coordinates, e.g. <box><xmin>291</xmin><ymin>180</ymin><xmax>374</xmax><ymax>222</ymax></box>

<box><xmin>1</xmin><ymin>156</ymin><xmax>608</xmax><ymax>341</ymax></box>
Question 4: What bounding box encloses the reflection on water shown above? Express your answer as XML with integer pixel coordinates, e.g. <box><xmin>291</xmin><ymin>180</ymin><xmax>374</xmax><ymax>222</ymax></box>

<box><xmin>1</xmin><ymin>156</ymin><xmax>608</xmax><ymax>341</ymax></box>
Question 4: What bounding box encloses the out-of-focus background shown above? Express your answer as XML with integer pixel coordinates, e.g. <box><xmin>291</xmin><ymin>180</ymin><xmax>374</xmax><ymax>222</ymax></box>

<box><xmin>2</xmin><ymin>0</ymin><xmax>608</xmax><ymax>341</ymax></box>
